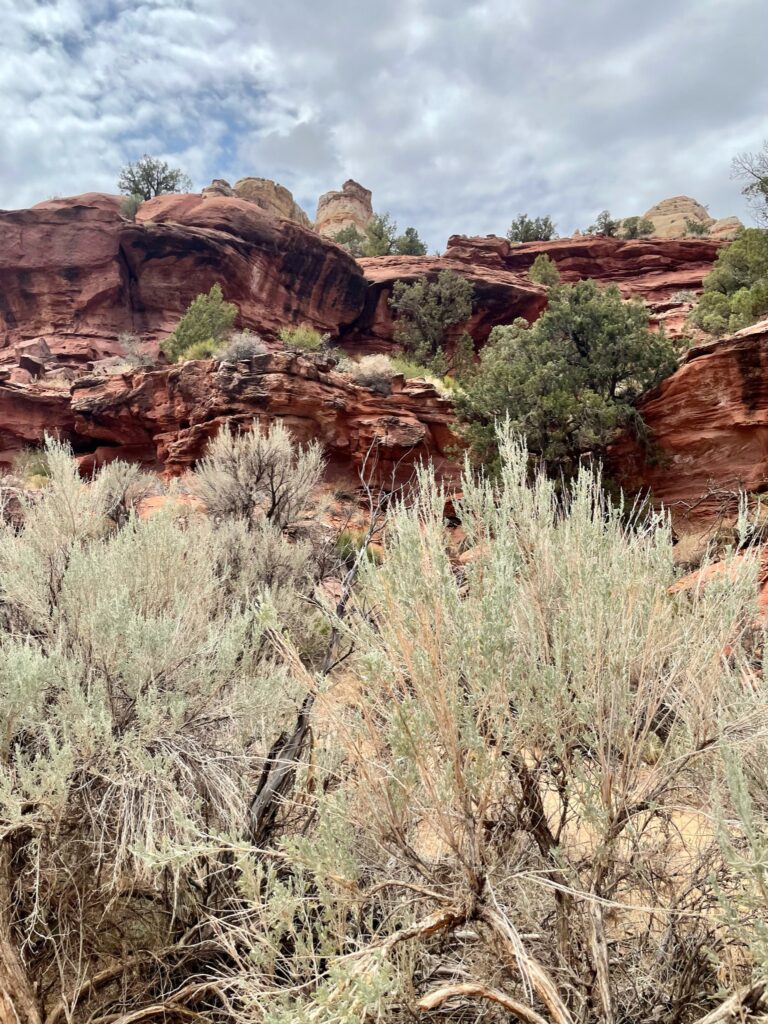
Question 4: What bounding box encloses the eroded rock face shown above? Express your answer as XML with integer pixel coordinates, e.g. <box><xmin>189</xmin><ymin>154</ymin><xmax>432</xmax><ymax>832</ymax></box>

<box><xmin>315</xmin><ymin>180</ymin><xmax>373</xmax><ymax>239</ymax></box>
<box><xmin>4</xmin><ymin>352</ymin><xmax>455</xmax><ymax>484</ymax></box>
<box><xmin>0</xmin><ymin>192</ymin><xmax>367</xmax><ymax>364</ymax></box>
<box><xmin>641</xmin><ymin>196</ymin><xmax>743</xmax><ymax>240</ymax></box>
<box><xmin>347</xmin><ymin>252</ymin><xmax>548</xmax><ymax>351</ymax></box>
<box><xmin>232</xmin><ymin>177</ymin><xmax>312</xmax><ymax>227</ymax></box>
<box><xmin>609</xmin><ymin>318</ymin><xmax>768</xmax><ymax>526</ymax></box>
<box><xmin>0</xmin><ymin>351</ymin><xmax>457</xmax><ymax>484</ymax></box>
<box><xmin>435</xmin><ymin>234</ymin><xmax>722</xmax><ymax>341</ymax></box>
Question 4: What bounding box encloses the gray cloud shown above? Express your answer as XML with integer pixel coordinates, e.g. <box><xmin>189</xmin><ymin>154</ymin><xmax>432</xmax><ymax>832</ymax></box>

<box><xmin>1</xmin><ymin>0</ymin><xmax>766</xmax><ymax>249</ymax></box>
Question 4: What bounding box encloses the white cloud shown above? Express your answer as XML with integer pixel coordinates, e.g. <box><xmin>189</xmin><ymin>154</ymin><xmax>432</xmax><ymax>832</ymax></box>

<box><xmin>0</xmin><ymin>0</ymin><xmax>766</xmax><ymax>247</ymax></box>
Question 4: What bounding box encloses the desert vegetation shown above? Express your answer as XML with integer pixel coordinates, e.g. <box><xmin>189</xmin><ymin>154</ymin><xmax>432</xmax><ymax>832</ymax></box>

<box><xmin>507</xmin><ymin>213</ymin><xmax>558</xmax><ymax>242</ymax></box>
<box><xmin>2</xmin><ymin>425</ymin><xmax>768</xmax><ymax>1023</ymax></box>
<box><xmin>334</xmin><ymin>215</ymin><xmax>428</xmax><ymax>257</ymax></box>
<box><xmin>689</xmin><ymin>228</ymin><xmax>768</xmax><ymax>336</ymax></box>
<box><xmin>456</xmin><ymin>278</ymin><xmax>678</xmax><ymax>468</ymax></box>
<box><xmin>118</xmin><ymin>154</ymin><xmax>193</xmax><ymax>200</ymax></box>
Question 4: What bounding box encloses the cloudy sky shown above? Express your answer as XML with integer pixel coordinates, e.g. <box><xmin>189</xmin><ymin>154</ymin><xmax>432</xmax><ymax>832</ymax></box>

<box><xmin>2</xmin><ymin>0</ymin><xmax>767</xmax><ymax>249</ymax></box>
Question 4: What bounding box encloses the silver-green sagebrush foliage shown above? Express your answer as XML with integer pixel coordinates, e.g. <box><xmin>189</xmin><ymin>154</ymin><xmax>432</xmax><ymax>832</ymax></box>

<box><xmin>3</xmin><ymin>430</ymin><xmax>768</xmax><ymax>1023</ymax></box>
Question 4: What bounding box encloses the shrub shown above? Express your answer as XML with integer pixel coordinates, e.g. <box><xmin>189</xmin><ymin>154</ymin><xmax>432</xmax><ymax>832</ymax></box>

<box><xmin>393</xmin><ymin>226</ymin><xmax>427</xmax><ymax>255</ymax></box>
<box><xmin>0</xmin><ymin>436</ymin><xmax>306</xmax><ymax>1014</ymax></box>
<box><xmin>527</xmin><ymin>252</ymin><xmax>561</xmax><ymax>287</ymax></box>
<box><xmin>182</xmin><ymin>338</ymin><xmax>220</xmax><ymax>359</ymax></box>
<box><xmin>118</xmin><ymin>154</ymin><xmax>192</xmax><ymax>200</ymax></box>
<box><xmin>621</xmin><ymin>215</ymin><xmax>654</xmax><ymax>239</ymax></box>
<box><xmin>13</xmin><ymin>446</ymin><xmax>51</xmax><ymax>485</ymax></box>
<box><xmin>670</xmin><ymin>289</ymin><xmax>698</xmax><ymax>303</ymax></box>
<box><xmin>161</xmin><ymin>283</ymin><xmax>238</xmax><ymax>362</ymax></box>
<box><xmin>3</xmin><ymin>431</ymin><xmax>768</xmax><ymax>1019</ymax></box>
<box><xmin>586</xmin><ymin>209</ymin><xmax>620</xmax><ymax>236</ymax></box>
<box><xmin>337</xmin><ymin>353</ymin><xmax>398</xmax><ymax>392</ymax></box>
<box><xmin>456</xmin><ymin>278</ymin><xmax>678</xmax><ymax>467</ymax></box>
<box><xmin>335</xmin><ymin>526</ymin><xmax>383</xmax><ymax>570</ymax></box>
<box><xmin>685</xmin><ymin>217</ymin><xmax>710</xmax><ymax>237</ymax></box>
<box><xmin>278</xmin><ymin>324</ymin><xmax>329</xmax><ymax>352</ymax></box>
<box><xmin>362</xmin><ymin>212</ymin><xmax>398</xmax><ymax>256</ymax></box>
<box><xmin>218</xmin><ymin>330</ymin><xmax>267</xmax><ymax>362</ymax></box>
<box><xmin>333</xmin><ymin>224</ymin><xmax>366</xmax><ymax>257</ymax></box>
<box><xmin>506</xmin><ymin>213</ymin><xmax>557</xmax><ymax>242</ymax></box>
<box><xmin>119</xmin><ymin>193</ymin><xmax>143</xmax><ymax>221</ymax></box>
<box><xmin>192</xmin><ymin>419</ymin><xmax>324</xmax><ymax>530</ymax></box>
<box><xmin>389</xmin><ymin>269</ymin><xmax>474</xmax><ymax>370</ymax></box>
<box><xmin>689</xmin><ymin>227</ymin><xmax>768</xmax><ymax>335</ymax></box>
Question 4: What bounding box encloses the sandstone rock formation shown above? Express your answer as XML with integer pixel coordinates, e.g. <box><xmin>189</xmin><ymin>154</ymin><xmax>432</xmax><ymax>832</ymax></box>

<box><xmin>609</xmin><ymin>317</ymin><xmax>768</xmax><ymax>526</ymax></box>
<box><xmin>641</xmin><ymin>196</ymin><xmax>743</xmax><ymax>240</ymax></box>
<box><xmin>0</xmin><ymin>192</ymin><xmax>366</xmax><ymax>364</ymax></box>
<box><xmin>348</xmin><ymin>251</ymin><xmax>547</xmax><ymax>351</ymax></box>
<box><xmin>232</xmin><ymin>176</ymin><xmax>311</xmax><ymax>227</ymax></box>
<box><xmin>315</xmin><ymin>180</ymin><xmax>373</xmax><ymax>239</ymax></box>
<box><xmin>0</xmin><ymin>352</ymin><xmax>458</xmax><ymax>485</ymax></box>
<box><xmin>438</xmin><ymin>234</ymin><xmax>722</xmax><ymax>340</ymax></box>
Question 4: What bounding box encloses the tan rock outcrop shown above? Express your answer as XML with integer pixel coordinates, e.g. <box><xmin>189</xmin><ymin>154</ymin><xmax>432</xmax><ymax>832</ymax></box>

<box><xmin>315</xmin><ymin>179</ymin><xmax>373</xmax><ymax>239</ymax></box>
<box><xmin>232</xmin><ymin>176</ymin><xmax>311</xmax><ymax>227</ymax></box>
<box><xmin>642</xmin><ymin>196</ymin><xmax>743</xmax><ymax>240</ymax></box>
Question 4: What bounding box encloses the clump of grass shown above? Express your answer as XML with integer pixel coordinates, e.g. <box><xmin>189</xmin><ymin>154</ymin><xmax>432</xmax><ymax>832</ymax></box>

<box><xmin>279</xmin><ymin>325</ymin><xmax>330</xmax><ymax>352</ymax></box>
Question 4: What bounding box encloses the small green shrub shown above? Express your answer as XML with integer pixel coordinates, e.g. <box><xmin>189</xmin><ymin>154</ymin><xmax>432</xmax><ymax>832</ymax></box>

<box><xmin>389</xmin><ymin>269</ymin><xmax>473</xmax><ymax>370</ymax></box>
<box><xmin>337</xmin><ymin>354</ymin><xmax>398</xmax><ymax>392</ymax></box>
<box><xmin>527</xmin><ymin>252</ymin><xmax>561</xmax><ymax>287</ymax></box>
<box><xmin>621</xmin><ymin>215</ymin><xmax>654</xmax><ymax>239</ymax></box>
<box><xmin>162</xmin><ymin>283</ymin><xmax>238</xmax><ymax>362</ymax></box>
<box><xmin>278</xmin><ymin>324</ymin><xmax>329</xmax><ymax>352</ymax></box>
<box><xmin>363</xmin><ymin>212</ymin><xmax>398</xmax><ymax>256</ymax></box>
<box><xmin>217</xmin><ymin>331</ymin><xmax>267</xmax><ymax>362</ymax></box>
<box><xmin>586</xmin><ymin>209</ymin><xmax>620</xmax><ymax>236</ymax></box>
<box><xmin>118</xmin><ymin>332</ymin><xmax>155</xmax><ymax>368</ymax></box>
<box><xmin>684</xmin><ymin>217</ymin><xmax>710</xmax><ymax>237</ymax></box>
<box><xmin>333</xmin><ymin>225</ymin><xmax>366</xmax><ymax>257</ymax></box>
<box><xmin>689</xmin><ymin>227</ymin><xmax>768</xmax><ymax>335</ymax></box>
<box><xmin>507</xmin><ymin>213</ymin><xmax>557</xmax><ymax>242</ymax></box>
<box><xmin>13</xmin><ymin>446</ymin><xmax>51</xmax><ymax>485</ymax></box>
<box><xmin>183</xmin><ymin>339</ymin><xmax>220</xmax><ymax>359</ymax></box>
<box><xmin>119</xmin><ymin>193</ymin><xmax>143</xmax><ymax>221</ymax></box>
<box><xmin>335</xmin><ymin>527</ymin><xmax>382</xmax><ymax>570</ymax></box>
<box><xmin>393</xmin><ymin>226</ymin><xmax>427</xmax><ymax>255</ymax></box>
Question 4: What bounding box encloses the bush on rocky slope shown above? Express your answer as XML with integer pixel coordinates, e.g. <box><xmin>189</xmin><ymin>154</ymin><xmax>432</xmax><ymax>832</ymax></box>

<box><xmin>456</xmin><ymin>278</ymin><xmax>679</xmax><ymax>469</ymax></box>
<box><xmin>162</xmin><ymin>282</ymin><xmax>238</xmax><ymax>362</ymax></box>
<box><xmin>3</xmin><ymin>429</ymin><xmax>768</xmax><ymax>1023</ymax></box>
<box><xmin>689</xmin><ymin>227</ymin><xmax>768</xmax><ymax>335</ymax></box>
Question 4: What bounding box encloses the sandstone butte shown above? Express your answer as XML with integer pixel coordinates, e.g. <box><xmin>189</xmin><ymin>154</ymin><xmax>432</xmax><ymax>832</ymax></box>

<box><xmin>315</xmin><ymin>179</ymin><xmax>374</xmax><ymax>239</ymax></box>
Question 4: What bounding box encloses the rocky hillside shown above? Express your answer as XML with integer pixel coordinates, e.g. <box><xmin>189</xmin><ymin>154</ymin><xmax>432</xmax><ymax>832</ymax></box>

<box><xmin>2</xmin><ymin>185</ymin><xmax>765</xmax><ymax>528</ymax></box>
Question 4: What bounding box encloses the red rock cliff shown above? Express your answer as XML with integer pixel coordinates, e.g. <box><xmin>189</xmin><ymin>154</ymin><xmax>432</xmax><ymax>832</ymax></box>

<box><xmin>609</xmin><ymin>318</ymin><xmax>768</xmax><ymax>525</ymax></box>
<box><xmin>0</xmin><ymin>193</ymin><xmax>367</xmax><ymax>365</ymax></box>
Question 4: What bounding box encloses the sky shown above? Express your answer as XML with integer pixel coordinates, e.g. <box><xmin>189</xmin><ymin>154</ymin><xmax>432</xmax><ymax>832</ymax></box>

<box><xmin>1</xmin><ymin>0</ymin><xmax>767</xmax><ymax>250</ymax></box>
